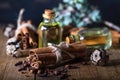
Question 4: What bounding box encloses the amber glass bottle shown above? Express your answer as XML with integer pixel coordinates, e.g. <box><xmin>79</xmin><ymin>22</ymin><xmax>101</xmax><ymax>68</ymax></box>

<box><xmin>38</xmin><ymin>9</ymin><xmax>62</xmax><ymax>47</ymax></box>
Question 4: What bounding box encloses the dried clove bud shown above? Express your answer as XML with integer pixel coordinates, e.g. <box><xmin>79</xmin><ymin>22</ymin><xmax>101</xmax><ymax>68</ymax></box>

<box><xmin>59</xmin><ymin>72</ymin><xmax>68</xmax><ymax>80</ymax></box>
<box><xmin>37</xmin><ymin>70</ymin><xmax>41</xmax><ymax>74</ymax></box>
<box><xmin>38</xmin><ymin>70</ymin><xmax>48</xmax><ymax>77</ymax></box>
<box><xmin>23</xmin><ymin>61</ymin><xmax>30</xmax><ymax>67</ymax></box>
<box><xmin>47</xmin><ymin>70</ymin><xmax>54</xmax><ymax>76</ymax></box>
<box><xmin>15</xmin><ymin>61</ymin><xmax>23</xmax><ymax>66</ymax></box>
<box><xmin>29</xmin><ymin>69</ymin><xmax>34</xmax><ymax>73</ymax></box>
<box><xmin>53</xmin><ymin>70</ymin><xmax>62</xmax><ymax>76</ymax></box>
<box><xmin>18</xmin><ymin>66</ymin><xmax>26</xmax><ymax>71</ymax></box>
<box><xmin>64</xmin><ymin>64</ymin><xmax>70</xmax><ymax>69</ymax></box>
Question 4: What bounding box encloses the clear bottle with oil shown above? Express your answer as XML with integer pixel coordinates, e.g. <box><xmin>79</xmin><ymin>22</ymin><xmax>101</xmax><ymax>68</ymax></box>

<box><xmin>66</xmin><ymin>27</ymin><xmax>112</xmax><ymax>49</ymax></box>
<box><xmin>38</xmin><ymin>9</ymin><xmax>62</xmax><ymax>47</ymax></box>
<box><xmin>78</xmin><ymin>27</ymin><xmax>112</xmax><ymax>49</ymax></box>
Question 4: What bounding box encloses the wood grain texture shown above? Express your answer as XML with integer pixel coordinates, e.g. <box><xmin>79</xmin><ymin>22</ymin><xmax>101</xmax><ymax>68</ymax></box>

<box><xmin>0</xmin><ymin>25</ymin><xmax>120</xmax><ymax>80</ymax></box>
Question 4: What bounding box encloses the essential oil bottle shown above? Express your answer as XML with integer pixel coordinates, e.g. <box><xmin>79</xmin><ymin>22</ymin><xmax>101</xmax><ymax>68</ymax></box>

<box><xmin>78</xmin><ymin>27</ymin><xmax>112</xmax><ymax>49</ymax></box>
<box><xmin>38</xmin><ymin>9</ymin><xmax>62</xmax><ymax>47</ymax></box>
<box><xmin>66</xmin><ymin>27</ymin><xmax>112</xmax><ymax>50</ymax></box>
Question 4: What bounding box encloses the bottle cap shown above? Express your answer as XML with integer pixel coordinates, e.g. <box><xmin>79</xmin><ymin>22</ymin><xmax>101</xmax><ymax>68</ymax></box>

<box><xmin>42</xmin><ymin>9</ymin><xmax>55</xmax><ymax>19</ymax></box>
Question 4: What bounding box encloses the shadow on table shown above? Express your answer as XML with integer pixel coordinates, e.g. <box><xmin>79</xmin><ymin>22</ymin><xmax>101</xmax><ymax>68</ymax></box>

<box><xmin>107</xmin><ymin>59</ymin><xmax>120</xmax><ymax>66</ymax></box>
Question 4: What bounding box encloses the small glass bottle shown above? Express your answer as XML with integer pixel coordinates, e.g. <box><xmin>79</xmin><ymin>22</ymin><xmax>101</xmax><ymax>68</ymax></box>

<box><xmin>66</xmin><ymin>27</ymin><xmax>112</xmax><ymax>50</ymax></box>
<box><xmin>38</xmin><ymin>9</ymin><xmax>62</xmax><ymax>47</ymax></box>
<box><xmin>79</xmin><ymin>27</ymin><xmax>112</xmax><ymax>49</ymax></box>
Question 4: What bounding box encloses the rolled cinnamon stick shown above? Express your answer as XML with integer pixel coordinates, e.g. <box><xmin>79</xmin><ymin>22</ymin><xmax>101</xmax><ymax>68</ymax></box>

<box><xmin>62</xmin><ymin>42</ymin><xmax>86</xmax><ymax>52</ymax></box>
<box><xmin>15</xmin><ymin>29</ymin><xmax>23</xmax><ymax>40</ymax></box>
<box><xmin>21</xmin><ymin>27</ymin><xmax>29</xmax><ymax>36</ymax></box>
<box><xmin>22</xmin><ymin>27</ymin><xmax>37</xmax><ymax>48</ymax></box>
<box><xmin>28</xmin><ymin>53</ymin><xmax>57</xmax><ymax>65</ymax></box>
<box><xmin>29</xmin><ymin>36</ymin><xmax>37</xmax><ymax>48</ymax></box>
<box><xmin>20</xmin><ymin>35</ymin><xmax>30</xmax><ymax>50</ymax></box>
<box><xmin>14</xmin><ymin>49</ymin><xmax>30</xmax><ymax>57</ymax></box>
<box><xmin>14</xmin><ymin>47</ymin><xmax>53</xmax><ymax>57</ymax></box>
<box><xmin>30</xmin><ymin>47</ymin><xmax>53</xmax><ymax>54</ymax></box>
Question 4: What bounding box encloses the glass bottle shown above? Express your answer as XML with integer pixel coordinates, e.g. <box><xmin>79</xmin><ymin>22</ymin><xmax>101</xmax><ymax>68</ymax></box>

<box><xmin>38</xmin><ymin>9</ymin><xmax>62</xmax><ymax>47</ymax></box>
<box><xmin>66</xmin><ymin>27</ymin><xmax>112</xmax><ymax>50</ymax></box>
<box><xmin>79</xmin><ymin>27</ymin><xmax>112</xmax><ymax>49</ymax></box>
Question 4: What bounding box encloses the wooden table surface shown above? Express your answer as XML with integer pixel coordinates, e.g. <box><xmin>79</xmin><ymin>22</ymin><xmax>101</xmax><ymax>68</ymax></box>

<box><xmin>0</xmin><ymin>25</ymin><xmax>120</xmax><ymax>80</ymax></box>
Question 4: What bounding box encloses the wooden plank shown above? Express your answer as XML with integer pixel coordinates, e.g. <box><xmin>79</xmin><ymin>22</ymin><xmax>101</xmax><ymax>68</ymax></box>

<box><xmin>68</xmin><ymin>64</ymin><xmax>82</xmax><ymax>80</ymax></box>
<box><xmin>106</xmin><ymin>49</ymin><xmax>120</xmax><ymax>80</ymax></box>
<box><xmin>96</xmin><ymin>66</ymin><xmax>110</xmax><ymax>80</ymax></box>
<box><xmin>68</xmin><ymin>64</ymin><xmax>94</xmax><ymax>80</ymax></box>
<box><xmin>88</xmin><ymin>65</ymin><xmax>101</xmax><ymax>80</ymax></box>
<box><xmin>0</xmin><ymin>62</ymin><xmax>8</xmax><ymax>80</ymax></box>
<box><xmin>114</xmin><ymin>50</ymin><xmax>120</xmax><ymax>78</ymax></box>
<box><xmin>0</xmin><ymin>26</ymin><xmax>9</xmax><ymax>80</ymax></box>
<box><xmin>2</xmin><ymin>57</ymin><xmax>34</xmax><ymax>80</ymax></box>
<box><xmin>96</xmin><ymin>49</ymin><xmax>120</xmax><ymax>80</ymax></box>
<box><xmin>109</xmin><ymin>49</ymin><xmax>120</xmax><ymax>80</ymax></box>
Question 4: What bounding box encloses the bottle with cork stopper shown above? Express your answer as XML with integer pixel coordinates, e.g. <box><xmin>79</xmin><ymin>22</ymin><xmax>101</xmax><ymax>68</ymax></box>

<box><xmin>38</xmin><ymin>9</ymin><xmax>62</xmax><ymax>47</ymax></box>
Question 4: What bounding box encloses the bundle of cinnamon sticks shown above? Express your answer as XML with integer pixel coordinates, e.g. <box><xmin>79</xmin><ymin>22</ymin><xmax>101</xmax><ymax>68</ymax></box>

<box><xmin>15</xmin><ymin>21</ymin><xmax>38</xmax><ymax>49</ymax></box>
<box><xmin>15</xmin><ymin>42</ymin><xmax>87</xmax><ymax>75</ymax></box>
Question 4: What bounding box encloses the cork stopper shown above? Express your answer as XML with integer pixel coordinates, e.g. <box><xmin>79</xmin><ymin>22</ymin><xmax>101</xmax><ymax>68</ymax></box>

<box><xmin>42</xmin><ymin>9</ymin><xmax>55</xmax><ymax>19</ymax></box>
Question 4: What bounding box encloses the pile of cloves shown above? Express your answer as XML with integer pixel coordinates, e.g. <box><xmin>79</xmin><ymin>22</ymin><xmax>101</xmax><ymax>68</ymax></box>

<box><xmin>15</xmin><ymin>54</ymin><xmax>70</xmax><ymax>79</ymax></box>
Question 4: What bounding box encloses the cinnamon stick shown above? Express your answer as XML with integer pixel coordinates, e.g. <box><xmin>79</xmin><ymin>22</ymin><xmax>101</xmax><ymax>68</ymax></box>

<box><xmin>15</xmin><ymin>29</ymin><xmax>23</xmax><ymax>40</ymax></box>
<box><xmin>21</xmin><ymin>27</ymin><xmax>29</xmax><ymax>36</ymax></box>
<box><xmin>62</xmin><ymin>42</ymin><xmax>86</xmax><ymax>52</ymax></box>
<box><xmin>20</xmin><ymin>35</ymin><xmax>30</xmax><ymax>50</ymax></box>
<box><xmin>22</xmin><ymin>27</ymin><xmax>37</xmax><ymax>48</ymax></box>
<box><xmin>26</xmin><ymin>53</ymin><xmax>57</xmax><ymax>66</ymax></box>
<box><xmin>29</xmin><ymin>47</ymin><xmax>53</xmax><ymax>54</ymax></box>
<box><xmin>27</xmin><ymin>28</ymin><xmax>37</xmax><ymax>48</ymax></box>
<box><xmin>14</xmin><ymin>47</ymin><xmax>53</xmax><ymax>57</ymax></box>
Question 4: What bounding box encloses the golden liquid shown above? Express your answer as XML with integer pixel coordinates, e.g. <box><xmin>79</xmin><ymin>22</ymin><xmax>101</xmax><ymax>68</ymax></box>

<box><xmin>38</xmin><ymin>23</ymin><xmax>62</xmax><ymax>47</ymax></box>
<box><xmin>79</xmin><ymin>27</ymin><xmax>112</xmax><ymax>49</ymax></box>
<box><xmin>83</xmin><ymin>36</ymin><xmax>107</xmax><ymax>46</ymax></box>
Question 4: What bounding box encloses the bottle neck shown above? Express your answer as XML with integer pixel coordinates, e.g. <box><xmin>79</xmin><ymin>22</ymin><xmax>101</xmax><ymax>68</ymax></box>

<box><xmin>43</xmin><ymin>18</ymin><xmax>55</xmax><ymax>23</ymax></box>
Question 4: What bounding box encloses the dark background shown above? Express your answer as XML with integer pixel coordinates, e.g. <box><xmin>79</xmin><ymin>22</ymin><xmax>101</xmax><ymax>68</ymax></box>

<box><xmin>0</xmin><ymin>0</ymin><xmax>120</xmax><ymax>26</ymax></box>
